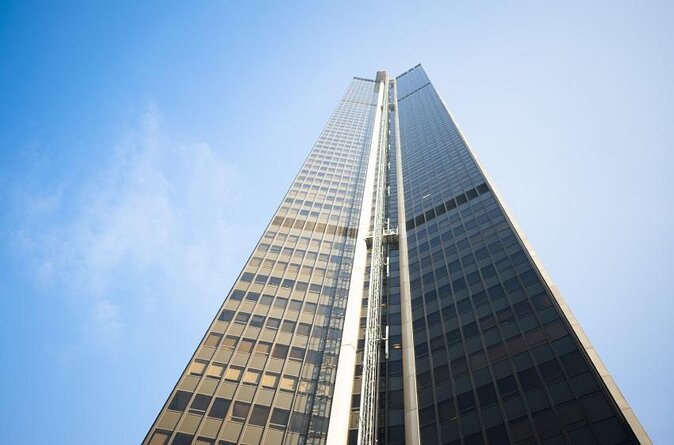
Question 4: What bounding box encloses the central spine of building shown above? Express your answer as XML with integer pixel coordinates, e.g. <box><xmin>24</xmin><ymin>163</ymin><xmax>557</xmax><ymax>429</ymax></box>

<box><xmin>328</xmin><ymin>71</ymin><xmax>420</xmax><ymax>445</ymax></box>
<box><xmin>326</xmin><ymin>70</ymin><xmax>390</xmax><ymax>445</ymax></box>
<box><xmin>358</xmin><ymin>70</ymin><xmax>391</xmax><ymax>445</ymax></box>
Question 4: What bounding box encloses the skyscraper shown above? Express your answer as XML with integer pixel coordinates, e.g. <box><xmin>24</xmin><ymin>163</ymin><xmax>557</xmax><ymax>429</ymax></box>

<box><xmin>143</xmin><ymin>66</ymin><xmax>650</xmax><ymax>445</ymax></box>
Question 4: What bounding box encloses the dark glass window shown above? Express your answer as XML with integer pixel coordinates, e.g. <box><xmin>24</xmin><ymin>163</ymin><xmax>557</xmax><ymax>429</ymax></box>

<box><xmin>437</xmin><ymin>399</ymin><xmax>456</xmax><ymax>423</ymax></box>
<box><xmin>486</xmin><ymin>424</ymin><xmax>509</xmax><ymax>444</ymax></box>
<box><xmin>272</xmin><ymin>344</ymin><xmax>289</xmax><ymax>359</ymax></box>
<box><xmin>270</xmin><ymin>408</ymin><xmax>290</xmax><ymax>428</ymax></box>
<box><xmin>419</xmin><ymin>406</ymin><xmax>436</xmax><ymax>425</ymax></box>
<box><xmin>218</xmin><ymin>310</ymin><xmax>235</xmax><ymax>322</ymax></box>
<box><xmin>171</xmin><ymin>433</ymin><xmax>193</xmax><ymax>445</ymax></box>
<box><xmin>266</xmin><ymin>318</ymin><xmax>281</xmax><ymax>330</ymax></box>
<box><xmin>539</xmin><ymin>359</ymin><xmax>563</xmax><ymax>383</ymax></box>
<box><xmin>168</xmin><ymin>391</ymin><xmax>191</xmax><ymax>412</ymax></box>
<box><xmin>289</xmin><ymin>347</ymin><xmax>306</xmax><ymax>361</ymax></box>
<box><xmin>231</xmin><ymin>402</ymin><xmax>251</xmax><ymax>422</ymax></box>
<box><xmin>190</xmin><ymin>394</ymin><xmax>211</xmax><ymax>413</ymax></box>
<box><xmin>281</xmin><ymin>320</ymin><xmax>296</xmax><ymax>333</ymax></box>
<box><xmin>457</xmin><ymin>391</ymin><xmax>476</xmax><ymax>412</ymax></box>
<box><xmin>208</xmin><ymin>398</ymin><xmax>230</xmax><ymax>419</ymax></box>
<box><xmin>477</xmin><ymin>383</ymin><xmax>497</xmax><ymax>406</ymax></box>
<box><xmin>561</xmin><ymin>351</ymin><xmax>589</xmax><ymax>377</ymax></box>
<box><xmin>297</xmin><ymin>323</ymin><xmax>312</xmax><ymax>336</ymax></box>
<box><xmin>497</xmin><ymin>375</ymin><xmax>518</xmax><ymax>397</ymax></box>
<box><xmin>230</xmin><ymin>290</ymin><xmax>244</xmax><ymax>301</ymax></box>
<box><xmin>463</xmin><ymin>432</ymin><xmax>484</xmax><ymax>445</ymax></box>
<box><xmin>250</xmin><ymin>315</ymin><xmax>265</xmax><ymax>327</ymax></box>
<box><xmin>463</xmin><ymin>322</ymin><xmax>479</xmax><ymax>338</ymax></box>
<box><xmin>249</xmin><ymin>405</ymin><xmax>271</xmax><ymax>426</ymax></box>
<box><xmin>245</xmin><ymin>292</ymin><xmax>260</xmax><ymax>302</ymax></box>
<box><xmin>518</xmin><ymin>368</ymin><xmax>542</xmax><ymax>392</ymax></box>
<box><xmin>234</xmin><ymin>312</ymin><xmax>250</xmax><ymax>324</ymax></box>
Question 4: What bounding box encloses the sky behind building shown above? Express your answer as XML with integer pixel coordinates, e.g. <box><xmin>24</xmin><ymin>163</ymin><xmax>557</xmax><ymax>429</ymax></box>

<box><xmin>1</xmin><ymin>2</ymin><xmax>672</xmax><ymax>444</ymax></box>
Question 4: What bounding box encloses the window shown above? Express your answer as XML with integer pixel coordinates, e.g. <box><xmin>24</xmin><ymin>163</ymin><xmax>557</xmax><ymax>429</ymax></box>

<box><xmin>254</xmin><ymin>342</ymin><xmax>272</xmax><ymax>357</ymax></box>
<box><xmin>238</xmin><ymin>339</ymin><xmax>255</xmax><ymax>354</ymax></box>
<box><xmin>419</xmin><ymin>406</ymin><xmax>435</xmax><ymax>425</ymax></box>
<box><xmin>289</xmin><ymin>347</ymin><xmax>305</xmax><ymax>361</ymax></box>
<box><xmin>221</xmin><ymin>336</ymin><xmax>238</xmax><ymax>350</ymax></box>
<box><xmin>497</xmin><ymin>375</ymin><xmax>518</xmax><ymax>397</ymax></box>
<box><xmin>486</xmin><ymin>425</ymin><xmax>509</xmax><ymax>444</ymax></box>
<box><xmin>243</xmin><ymin>369</ymin><xmax>262</xmax><ymax>385</ymax></box>
<box><xmin>171</xmin><ymin>433</ymin><xmax>194</xmax><ymax>445</ymax></box>
<box><xmin>208</xmin><ymin>398</ymin><xmax>231</xmax><ymax>419</ymax></box>
<box><xmin>417</xmin><ymin>371</ymin><xmax>432</xmax><ymax>389</ymax></box>
<box><xmin>545</xmin><ymin>320</ymin><xmax>568</xmax><ymax>340</ymax></box>
<box><xmin>230</xmin><ymin>402</ymin><xmax>251</xmax><ymax>422</ymax></box>
<box><xmin>477</xmin><ymin>383</ymin><xmax>498</xmax><ymax>406</ymax></box>
<box><xmin>234</xmin><ymin>312</ymin><xmax>250</xmax><ymax>324</ymax></box>
<box><xmin>270</xmin><ymin>408</ymin><xmax>290</xmax><ymax>428</ymax></box>
<box><xmin>250</xmin><ymin>315</ymin><xmax>265</xmax><ymax>328</ymax></box>
<box><xmin>204</xmin><ymin>333</ymin><xmax>222</xmax><ymax>348</ymax></box>
<box><xmin>189</xmin><ymin>360</ymin><xmax>208</xmax><ymax>376</ymax></box>
<box><xmin>272</xmin><ymin>344</ymin><xmax>289</xmax><ymax>359</ymax></box>
<box><xmin>297</xmin><ymin>323</ymin><xmax>312</xmax><ymax>336</ymax></box>
<box><xmin>281</xmin><ymin>320</ymin><xmax>296</xmax><ymax>333</ymax></box>
<box><xmin>225</xmin><ymin>366</ymin><xmax>243</xmax><ymax>381</ymax></box>
<box><xmin>518</xmin><ymin>368</ymin><xmax>542</xmax><ymax>392</ymax></box>
<box><xmin>539</xmin><ymin>359</ymin><xmax>563</xmax><ymax>383</ymax></box>
<box><xmin>266</xmin><ymin>318</ymin><xmax>281</xmax><ymax>330</ymax></box>
<box><xmin>245</xmin><ymin>292</ymin><xmax>260</xmax><ymax>302</ymax></box>
<box><xmin>190</xmin><ymin>394</ymin><xmax>212</xmax><ymax>414</ymax></box>
<box><xmin>230</xmin><ymin>289</ymin><xmax>245</xmax><ymax>301</ymax></box>
<box><xmin>561</xmin><ymin>351</ymin><xmax>589</xmax><ymax>377</ymax></box>
<box><xmin>288</xmin><ymin>411</ymin><xmax>307</xmax><ymax>433</ymax></box>
<box><xmin>195</xmin><ymin>438</ymin><xmax>215</xmax><ymax>445</ymax></box>
<box><xmin>262</xmin><ymin>372</ymin><xmax>279</xmax><ymax>389</ymax></box>
<box><xmin>532</xmin><ymin>292</ymin><xmax>552</xmax><ymax>310</ymax></box>
<box><xmin>437</xmin><ymin>399</ymin><xmax>456</xmax><ymax>423</ymax></box>
<box><xmin>218</xmin><ymin>310</ymin><xmax>235</xmax><ymax>322</ymax></box>
<box><xmin>206</xmin><ymin>363</ymin><xmax>225</xmax><ymax>379</ymax></box>
<box><xmin>249</xmin><ymin>405</ymin><xmax>271</xmax><ymax>426</ymax></box>
<box><xmin>148</xmin><ymin>430</ymin><xmax>170</xmax><ymax>445</ymax></box>
<box><xmin>280</xmin><ymin>375</ymin><xmax>298</xmax><ymax>391</ymax></box>
<box><xmin>168</xmin><ymin>391</ymin><xmax>192</xmax><ymax>412</ymax></box>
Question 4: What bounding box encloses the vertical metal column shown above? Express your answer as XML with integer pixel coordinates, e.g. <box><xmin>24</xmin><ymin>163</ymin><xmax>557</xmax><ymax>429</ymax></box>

<box><xmin>391</xmin><ymin>78</ymin><xmax>422</xmax><ymax>445</ymax></box>
<box><xmin>357</xmin><ymin>72</ymin><xmax>390</xmax><ymax>445</ymax></box>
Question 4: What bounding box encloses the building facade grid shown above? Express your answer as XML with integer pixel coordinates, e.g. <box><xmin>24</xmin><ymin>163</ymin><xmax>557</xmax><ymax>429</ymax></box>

<box><xmin>144</xmin><ymin>66</ymin><xmax>650</xmax><ymax>445</ymax></box>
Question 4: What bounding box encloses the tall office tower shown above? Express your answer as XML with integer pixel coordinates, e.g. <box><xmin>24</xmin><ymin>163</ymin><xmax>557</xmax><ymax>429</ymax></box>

<box><xmin>144</xmin><ymin>66</ymin><xmax>650</xmax><ymax>445</ymax></box>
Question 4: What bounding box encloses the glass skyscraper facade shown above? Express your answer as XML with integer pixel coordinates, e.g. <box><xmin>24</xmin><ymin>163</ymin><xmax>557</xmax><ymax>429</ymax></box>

<box><xmin>144</xmin><ymin>66</ymin><xmax>650</xmax><ymax>445</ymax></box>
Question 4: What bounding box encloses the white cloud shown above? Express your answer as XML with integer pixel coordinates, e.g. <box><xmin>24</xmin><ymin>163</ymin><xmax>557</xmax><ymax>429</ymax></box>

<box><xmin>14</xmin><ymin>104</ymin><xmax>241</xmax><ymax>355</ymax></box>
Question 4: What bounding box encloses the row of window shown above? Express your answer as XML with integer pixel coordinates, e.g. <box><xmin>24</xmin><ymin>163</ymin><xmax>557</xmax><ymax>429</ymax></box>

<box><xmin>405</xmin><ymin>183</ymin><xmax>490</xmax><ymax>231</ymax></box>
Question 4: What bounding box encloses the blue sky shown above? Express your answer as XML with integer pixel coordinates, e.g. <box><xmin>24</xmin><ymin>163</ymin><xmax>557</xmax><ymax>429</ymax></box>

<box><xmin>1</xmin><ymin>1</ymin><xmax>672</xmax><ymax>443</ymax></box>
